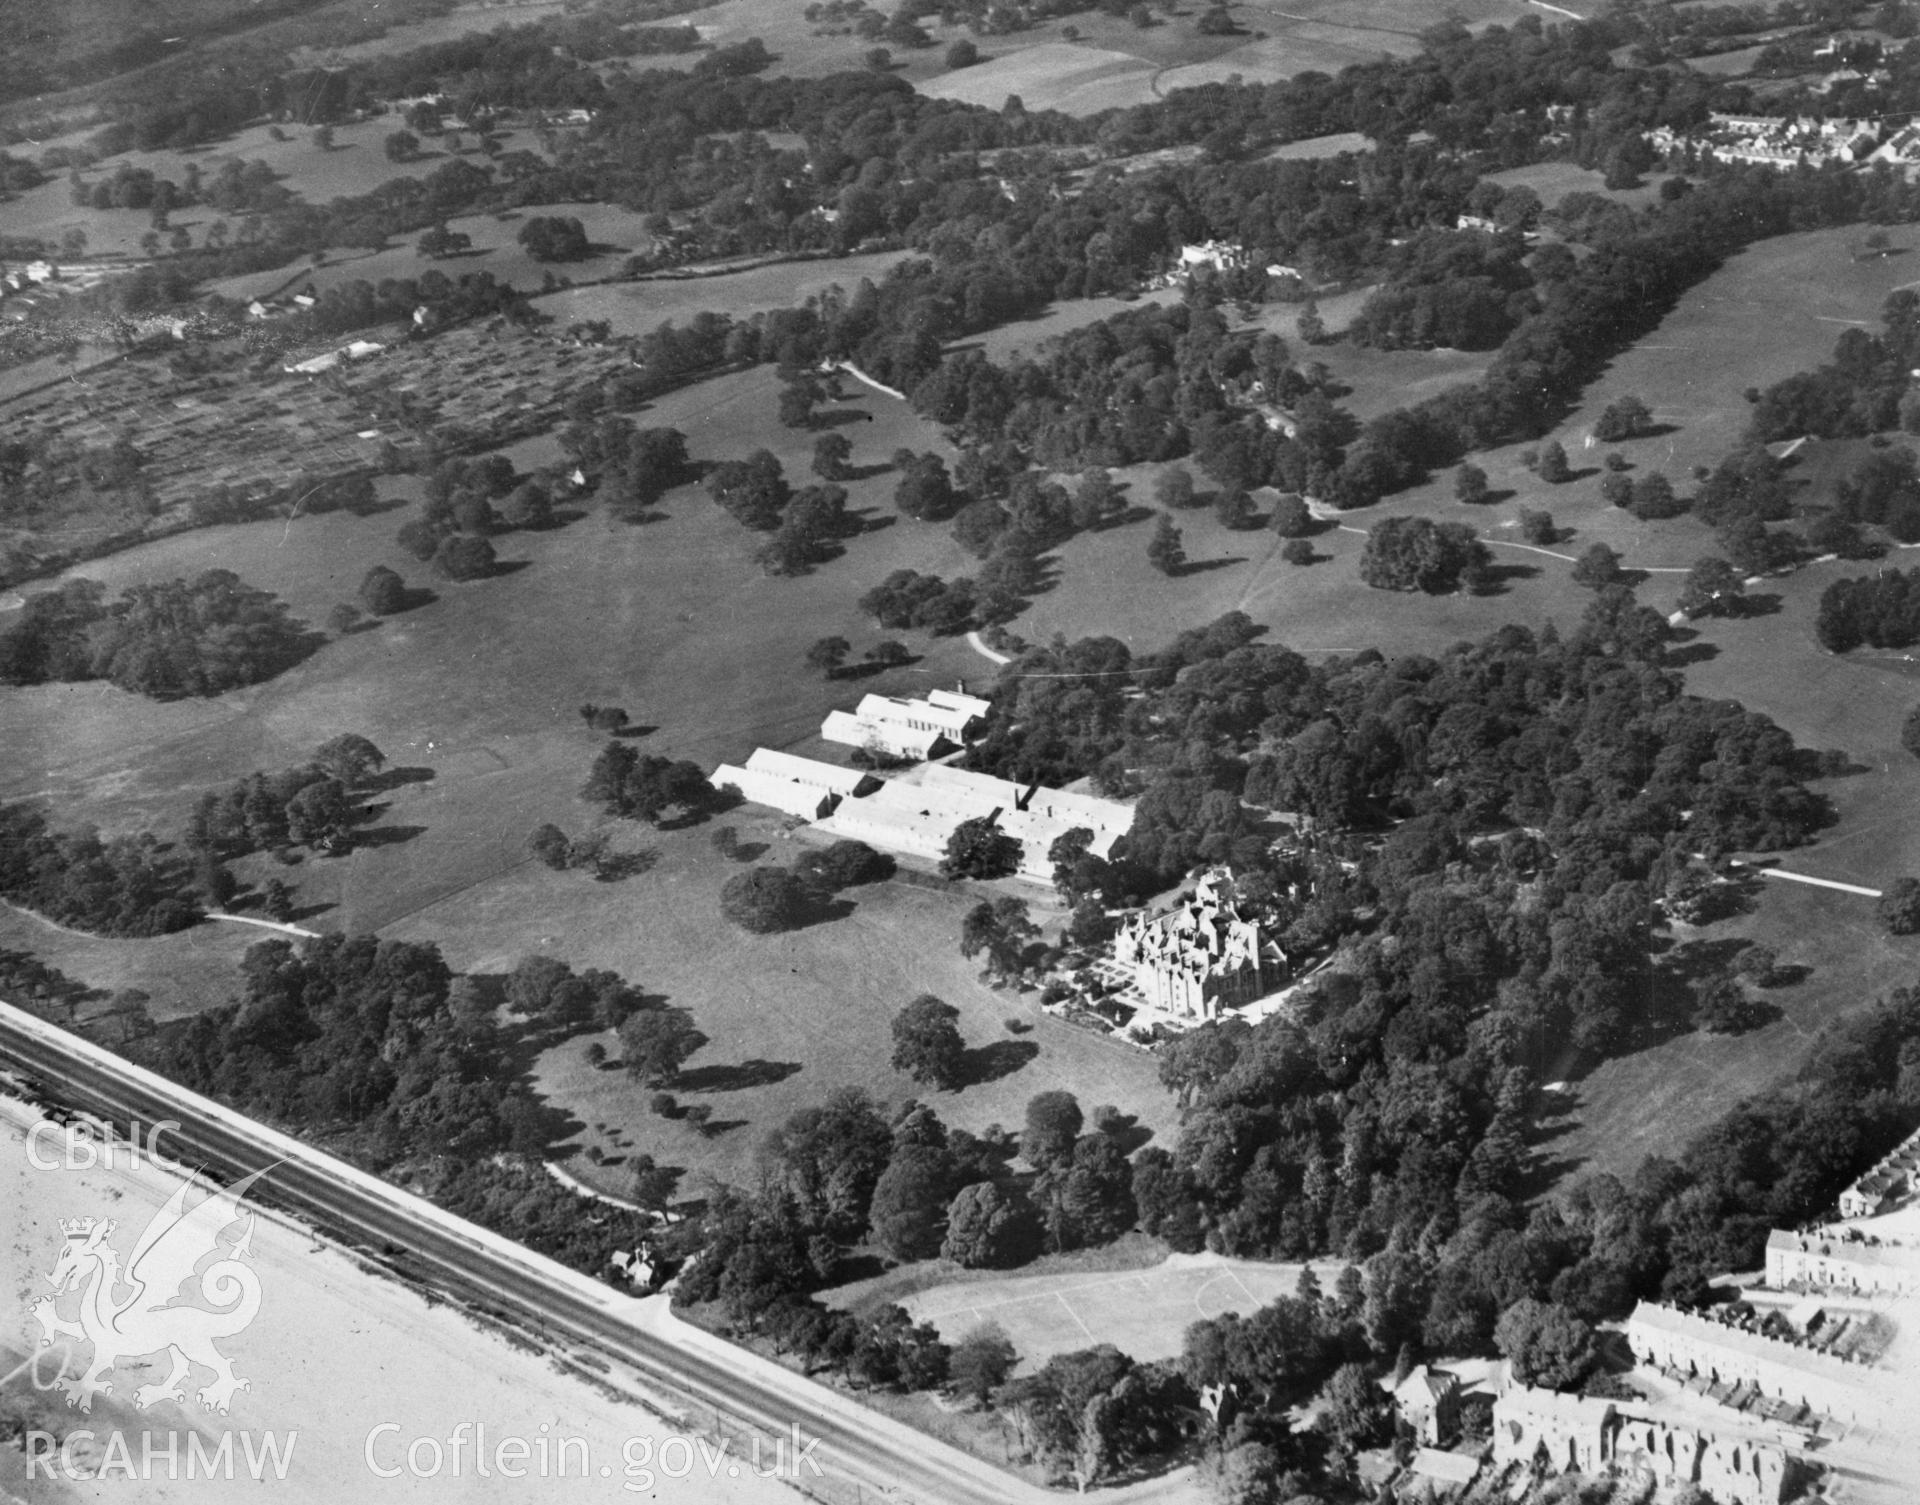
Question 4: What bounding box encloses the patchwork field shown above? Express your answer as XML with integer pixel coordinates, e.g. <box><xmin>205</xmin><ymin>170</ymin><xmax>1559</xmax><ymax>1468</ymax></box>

<box><xmin>918</xmin><ymin>41</ymin><xmax>1161</xmax><ymax>115</ymax></box>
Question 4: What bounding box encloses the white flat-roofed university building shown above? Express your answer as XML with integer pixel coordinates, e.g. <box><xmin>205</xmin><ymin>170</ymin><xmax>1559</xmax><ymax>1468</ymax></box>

<box><xmin>710</xmin><ymin>748</ymin><xmax>880</xmax><ymax>821</ymax></box>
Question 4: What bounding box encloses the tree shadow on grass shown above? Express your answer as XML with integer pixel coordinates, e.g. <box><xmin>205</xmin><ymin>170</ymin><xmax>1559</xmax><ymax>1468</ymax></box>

<box><xmin>368</xmin><ymin>765</ymin><xmax>435</xmax><ymax>792</ymax></box>
<box><xmin>1174</xmin><ymin>556</ymin><xmax>1247</xmax><ymax>577</ymax></box>
<box><xmin>672</xmin><ymin>1058</ymin><xmax>803</xmax><ymax>1093</ymax></box>
<box><xmin>812</xmin><ymin>409</ymin><xmax>873</xmax><ymax>429</ymax></box>
<box><xmin>351</xmin><ymin>823</ymin><xmax>427</xmax><ymax>849</ymax></box>
<box><xmin>958</xmin><ymin>1038</ymin><xmax>1039</xmax><ymax>1087</ymax></box>
<box><xmin>1664</xmin><ymin>641</ymin><xmax>1720</xmax><ymax>668</ymax></box>
<box><xmin>1472</xmin><ymin>562</ymin><xmax>1539</xmax><ymax>595</ymax></box>
<box><xmin>289</xmin><ymin>901</ymin><xmax>337</xmax><ymax>924</ymax></box>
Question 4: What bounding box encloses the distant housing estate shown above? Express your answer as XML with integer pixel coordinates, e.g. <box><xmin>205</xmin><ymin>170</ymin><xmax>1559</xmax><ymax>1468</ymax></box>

<box><xmin>1646</xmin><ymin>113</ymin><xmax>1917</xmax><ymax>171</ymax></box>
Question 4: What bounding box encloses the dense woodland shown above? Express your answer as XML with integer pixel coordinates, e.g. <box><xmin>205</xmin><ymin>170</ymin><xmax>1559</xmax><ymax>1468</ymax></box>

<box><xmin>0</xmin><ymin>802</ymin><xmax>201</xmax><ymax>936</ymax></box>
<box><xmin>0</xmin><ymin>570</ymin><xmax>316</xmax><ymax>698</ymax></box>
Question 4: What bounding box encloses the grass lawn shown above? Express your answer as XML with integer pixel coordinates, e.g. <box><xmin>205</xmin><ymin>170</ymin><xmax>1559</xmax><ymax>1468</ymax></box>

<box><xmin>918</xmin><ymin>41</ymin><xmax>1162</xmax><ymax>115</ymax></box>
<box><xmin>9</xmin><ymin>117</ymin><xmax>556</xmax><ymax>261</ymax></box>
<box><xmin>532</xmin><ymin>249</ymin><xmax>917</xmax><ymax>336</ymax></box>
<box><xmin>877</xmin><ymin>1250</ymin><xmax>1348</xmax><ymax>1372</ymax></box>
<box><xmin>0</xmin><ymin>357</ymin><xmax>1176</xmax><ymax>1190</ymax></box>
<box><xmin>240</xmin><ymin>200</ymin><xmax>661</xmax><ymax>297</ymax></box>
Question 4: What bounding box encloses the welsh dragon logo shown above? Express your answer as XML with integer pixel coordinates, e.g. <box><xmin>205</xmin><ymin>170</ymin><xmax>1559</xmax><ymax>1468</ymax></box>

<box><xmin>32</xmin><ymin>1167</ymin><xmax>268</xmax><ymax>1415</ymax></box>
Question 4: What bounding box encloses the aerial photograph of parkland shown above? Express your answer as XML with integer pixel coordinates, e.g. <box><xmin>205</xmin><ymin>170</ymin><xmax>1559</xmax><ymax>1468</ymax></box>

<box><xmin>5</xmin><ymin>0</ymin><xmax>1920</xmax><ymax>1500</ymax></box>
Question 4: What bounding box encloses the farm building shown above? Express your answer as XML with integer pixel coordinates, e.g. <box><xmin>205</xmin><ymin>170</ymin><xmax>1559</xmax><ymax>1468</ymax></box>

<box><xmin>709</xmin><ymin>749</ymin><xmax>877</xmax><ymax>820</ymax></box>
<box><xmin>1111</xmin><ymin>868</ymin><xmax>1287</xmax><ymax>1021</ymax></box>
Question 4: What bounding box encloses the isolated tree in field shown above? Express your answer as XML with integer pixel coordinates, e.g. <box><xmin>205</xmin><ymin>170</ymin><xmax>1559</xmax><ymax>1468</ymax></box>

<box><xmin>1071</xmin><ymin>468</ymin><xmax>1123</xmax><ymax>530</ymax></box>
<box><xmin>942</xmin><ymin>816</ymin><xmax>1021</xmax><ymax>880</ymax></box>
<box><xmin>1147</xmin><ymin>514</ymin><xmax>1185</xmax><ymax>576</ymax></box>
<box><xmin>806</xmin><ymin>636</ymin><xmax>851</xmax><ymax>678</ymax></box>
<box><xmin>945</xmin><ymin>38</ymin><xmax>979</xmax><ymax>68</ymax></box>
<box><xmin>1495</xmin><ymin>1299</ymin><xmax>1594</xmax><ymax>1390</ymax></box>
<box><xmin>627</xmin><ymin>1153</ymin><xmax>683</xmax><ymax>1216</ymax></box>
<box><xmin>947</xmin><ymin>1325</ymin><xmax>1016</xmax><ymax>1404</ymax></box>
<box><xmin>433</xmin><ymin>534</ymin><xmax>496</xmax><ymax>581</ymax></box>
<box><xmin>328</xmin><ymin>603</ymin><xmax>363</xmax><ymax>636</ymax></box>
<box><xmin>891</xmin><ymin>994</ymin><xmax>967</xmax><ymax>1089</ymax></box>
<box><xmin>941</xmin><ymin>1182</ymin><xmax>1036</xmax><ymax>1268</ymax></box>
<box><xmin>865</xmin><ymin>640</ymin><xmax>912</xmax><ymax>669</ymax></box>
<box><xmin>384</xmin><ymin>130</ymin><xmax>420</xmax><ymax>162</ymax></box>
<box><xmin>1154</xmin><ymin>466</ymin><xmax>1196</xmax><ymax>511</ymax></box>
<box><xmin>1733</xmin><ymin>942</ymin><xmax>1779</xmax><ymax>986</ymax></box>
<box><xmin>795</xmin><ymin>840</ymin><xmax>893</xmax><ymax>889</ymax></box>
<box><xmin>1281</xmin><ymin>538</ymin><xmax>1314</xmax><ymax>566</ymax></box>
<box><xmin>1600</xmin><ymin>471</ymin><xmax>1633</xmax><ymax>509</ymax></box>
<box><xmin>778</xmin><ymin>381</ymin><xmax>818</xmax><ymax>429</ymax></box>
<box><xmin>1678</xmin><ymin>557</ymin><xmax>1745</xmax><ymax>619</ymax></box>
<box><xmin>1213</xmin><ymin>486</ymin><xmax>1254</xmax><ymax>531</ymax></box>
<box><xmin>1359</xmin><ymin>516</ymin><xmax>1489</xmax><ymax>594</ymax></box>
<box><xmin>501</xmin><ymin>481</ymin><xmax>553</xmax><ymax>529</ymax></box>
<box><xmin>720</xmin><ymin>865</ymin><xmax>813</xmax><ymax>933</ymax></box>
<box><xmin>1537</xmin><ymin>440</ymin><xmax>1572</xmax><ymax>483</ymax></box>
<box><xmin>358</xmin><ymin>565</ymin><xmax>408</xmax><ymax>615</ymax></box>
<box><xmin>1022</xmin><ymin>1090</ymin><xmax>1083</xmax><ymax>1170</ymax></box>
<box><xmin>1454</xmin><ymin>463</ymin><xmax>1490</xmax><ymax>504</ymax></box>
<box><xmin>312</xmin><ymin>124</ymin><xmax>334</xmax><ymax>151</ymax></box>
<box><xmin>1593</xmin><ymin>395</ymin><xmax>1655</xmax><ymax>443</ymax></box>
<box><xmin>1879</xmin><ymin>877</ymin><xmax>1920</xmax><ymax>934</ymax></box>
<box><xmin>618</xmin><ymin>1006</ymin><xmax>705</xmax><ymax>1085</ymax></box>
<box><xmin>517</xmin><ymin>215</ymin><xmax>590</xmax><ymax>262</ymax></box>
<box><xmin>895</xmin><ymin>453</ymin><xmax>958</xmax><ymax>521</ymax></box>
<box><xmin>261</xmin><ymin>879</ymin><xmax>296</xmax><ymax>923</ymax></box>
<box><xmin>812</xmin><ymin>431</ymin><xmax>853</xmax><ymax>481</ymax></box>
<box><xmin>1694</xmin><ymin>972</ymin><xmax>1764</xmax><ymax>1034</ymax></box>
<box><xmin>1627</xmin><ymin>472</ymin><xmax>1681</xmax><ymax>522</ymax></box>
<box><xmin>528</xmin><ymin>823</ymin><xmax>571</xmax><ymax>870</ymax></box>
<box><xmin>583</xmin><ymin>744</ymin><xmax>712</xmax><ymax>823</ymax></box>
<box><xmin>1518</xmin><ymin>508</ymin><xmax>1557</xmax><ymax>545</ymax></box>
<box><xmin>1570</xmin><ymin>542</ymin><xmax>1624</xmax><ymax>589</ymax></box>
<box><xmin>961</xmin><ymin>896</ymin><xmax>1038</xmax><ymax>984</ymax></box>
<box><xmin>1903</xmin><ymin>703</ymin><xmax>1920</xmax><ymax>760</ymax></box>
<box><xmin>314</xmin><ymin>733</ymin><xmax>385</xmax><ymax>787</ymax></box>
<box><xmin>417</xmin><ymin>224</ymin><xmax>472</xmax><ymax>259</ymax></box>
<box><xmin>1268</xmin><ymin>493</ymin><xmax>1312</xmax><ymax>537</ymax></box>
<box><xmin>1296</xmin><ymin>299</ymin><xmax>1326</xmax><ymax>344</ymax></box>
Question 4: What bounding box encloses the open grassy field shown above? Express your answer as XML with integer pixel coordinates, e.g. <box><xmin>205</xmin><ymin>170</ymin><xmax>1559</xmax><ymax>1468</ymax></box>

<box><xmin>884</xmin><ymin>1252</ymin><xmax>1345</xmax><ymax>1372</ymax></box>
<box><xmin>919</xmin><ymin>41</ymin><xmax>1162</xmax><ymax>115</ymax></box>
<box><xmin>0</xmin><ymin>356</ymin><xmax>1180</xmax><ymax>1187</ymax></box>
<box><xmin>203</xmin><ymin>200</ymin><xmax>663</xmax><ymax>300</ymax></box>
<box><xmin>1485</xmin><ymin>158</ymin><xmax>1674</xmax><ymax>211</ymax></box>
<box><xmin>8</xmin><ymin>115</ymin><xmax>555</xmax><ymax>259</ymax></box>
<box><xmin>532</xmin><ymin>249</ymin><xmax>917</xmax><ymax>336</ymax></box>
